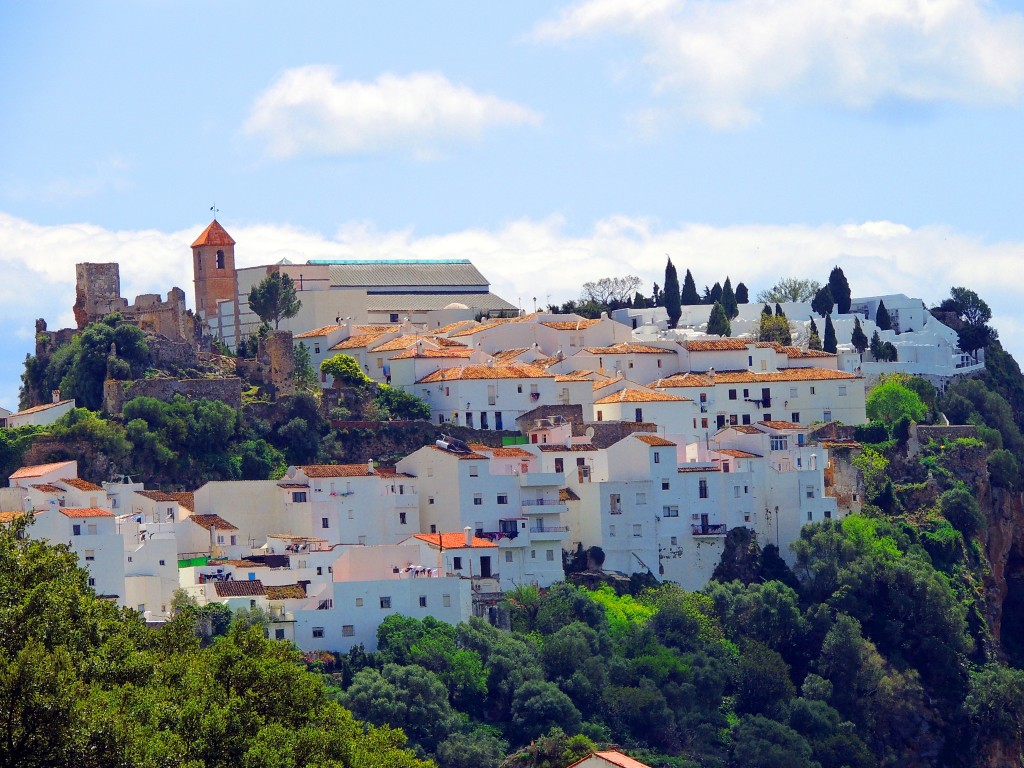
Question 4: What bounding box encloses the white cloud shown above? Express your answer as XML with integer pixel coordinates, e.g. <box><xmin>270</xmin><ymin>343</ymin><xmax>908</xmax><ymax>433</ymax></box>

<box><xmin>3</xmin><ymin>210</ymin><xmax>1024</xmax><ymax>407</ymax></box>
<box><xmin>534</xmin><ymin>0</ymin><xmax>1024</xmax><ymax>127</ymax></box>
<box><xmin>243</xmin><ymin>66</ymin><xmax>542</xmax><ymax>158</ymax></box>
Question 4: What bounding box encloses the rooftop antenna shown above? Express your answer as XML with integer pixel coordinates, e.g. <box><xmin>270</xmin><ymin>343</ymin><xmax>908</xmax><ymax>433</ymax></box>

<box><xmin>210</xmin><ymin>203</ymin><xmax>219</xmax><ymax>220</ymax></box>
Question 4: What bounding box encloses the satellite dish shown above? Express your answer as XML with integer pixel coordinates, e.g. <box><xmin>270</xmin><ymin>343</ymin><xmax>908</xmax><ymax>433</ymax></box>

<box><xmin>585</xmin><ymin>426</ymin><xmax>595</xmax><ymax>439</ymax></box>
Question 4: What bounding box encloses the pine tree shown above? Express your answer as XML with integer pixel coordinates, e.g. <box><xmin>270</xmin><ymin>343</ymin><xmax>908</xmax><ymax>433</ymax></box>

<box><xmin>811</xmin><ymin>285</ymin><xmax>834</xmax><ymax>318</ymax></box>
<box><xmin>823</xmin><ymin>314</ymin><xmax>838</xmax><ymax>353</ymax></box>
<box><xmin>707</xmin><ymin>301</ymin><xmax>731</xmax><ymax>337</ymax></box>
<box><xmin>735</xmin><ymin>282</ymin><xmax>749</xmax><ymax>304</ymax></box>
<box><xmin>829</xmin><ymin>266</ymin><xmax>852</xmax><ymax>315</ymax></box>
<box><xmin>664</xmin><ymin>258</ymin><xmax>681</xmax><ymax>328</ymax></box>
<box><xmin>722</xmin><ymin>277</ymin><xmax>739</xmax><ymax>319</ymax></box>
<box><xmin>875</xmin><ymin>300</ymin><xmax>892</xmax><ymax>331</ymax></box>
<box><xmin>851</xmin><ymin>316</ymin><xmax>868</xmax><ymax>354</ymax></box>
<box><xmin>681</xmin><ymin>269</ymin><xmax>700</xmax><ymax>305</ymax></box>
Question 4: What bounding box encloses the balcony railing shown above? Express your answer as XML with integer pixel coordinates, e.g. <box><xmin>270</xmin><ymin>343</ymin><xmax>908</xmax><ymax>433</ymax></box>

<box><xmin>529</xmin><ymin>525</ymin><xmax>569</xmax><ymax>533</ymax></box>
<box><xmin>691</xmin><ymin>523</ymin><xmax>727</xmax><ymax>536</ymax></box>
<box><xmin>521</xmin><ymin>498</ymin><xmax>561</xmax><ymax>507</ymax></box>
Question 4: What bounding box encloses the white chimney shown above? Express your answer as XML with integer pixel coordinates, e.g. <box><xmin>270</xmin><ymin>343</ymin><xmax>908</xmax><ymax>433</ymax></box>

<box><xmin>51</xmin><ymin>389</ymin><xmax>60</xmax><ymax>403</ymax></box>
<box><xmin>367</xmin><ymin>459</ymin><xmax>375</xmax><ymax>475</ymax></box>
<box><xmin>464</xmin><ymin>526</ymin><xmax>472</xmax><ymax>547</ymax></box>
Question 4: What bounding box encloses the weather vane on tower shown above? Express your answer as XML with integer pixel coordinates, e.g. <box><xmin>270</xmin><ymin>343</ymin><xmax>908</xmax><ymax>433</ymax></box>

<box><xmin>210</xmin><ymin>203</ymin><xmax>219</xmax><ymax>219</ymax></box>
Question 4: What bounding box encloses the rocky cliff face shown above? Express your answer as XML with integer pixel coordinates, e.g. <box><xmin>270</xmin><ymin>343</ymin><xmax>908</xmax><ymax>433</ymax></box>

<box><xmin>984</xmin><ymin>482</ymin><xmax>1024</xmax><ymax>657</ymax></box>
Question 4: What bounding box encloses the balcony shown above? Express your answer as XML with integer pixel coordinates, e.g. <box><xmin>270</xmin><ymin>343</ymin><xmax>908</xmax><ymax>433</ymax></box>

<box><xmin>692</xmin><ymin>523</ymin><xmax>728</xmax><ymax>536</ymax></box>
<box><xmin>521</xmin><ymin>499</ymin><xmax>567</xmax><ymax>515</ymax></box>
<box><xmin>519</xmin><ymin>471</ymin><xmax>564</xmax><ymax>487</ymax></box>
<box><xmin>529</xmin><ymin>525</ymin><xmax>569</xmax><ymax>536</ymax></box>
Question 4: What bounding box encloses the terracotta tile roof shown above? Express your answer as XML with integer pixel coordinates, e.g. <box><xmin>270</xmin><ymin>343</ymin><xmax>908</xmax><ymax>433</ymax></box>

<box><xmin>782</xmin><ymin>346</ymin><xmax>835</xmax><ymax>358</ymax></box>
<box><xmin>760</xmin><ymin>420</ymin><xmax>804</xmax><ymax>430</ymax></box>
<box><xmin>434</xmin><ymin>320</ymin><xmax>477</xmax><ymax>334</ymax></box>
<box><xmin>560</xmin><ymin>487</ymin><xmax>581</xmax><ymax>501</ymax></box>
<box><xmin>430</xmin><ymin>446</ymin><xmax>489</xmax><ymax>460</ymax></box>
<box><xmin>714</xmin><ymin>448</ymin><xmax>762</xmax><ymax>459</ymax></box>
<box><xmin>634</xmin><ymin>435</ymin><xmax>676</xmax><ymax>446</ymax></box>
<box><xmin>268</xmin><ymin>533</ymin><xmax>327</xmax><ymax>541</ymax></box>
<box><xmin>266</xmin><ymin>584</ymin><xmax>307</xmax><ymax>600</ymax></box>
<box><xmin>684</xmin><ymin>339</ymin><xmax>754</xmax><ymax>351</ymax></box>
<box><xmin>585</xmin><ymin>343</ymin><xmax>670</xmax><ymax>355</ymax></box>
<box><xmin>538</xmin><ymin>444</ymin><xmax>599</xmax><ymax>452</ymax></box>
<box><xmin>450</xmin><ymin>319</ymin><xmax>516</xmax><ymax>337</ymax></box>
<box><xmin>433</xmin><ymin>337</ymin><xmax>468</xmax><ymax>348</ymax></box>
<box><xmin>578</xmin><ymin>750</ymin><xmax>655</xmax><ymax>768</ymax></box>
<box><xmin>214</xmin><ymin>580</ymin><xmax>265</xmax><ymax>598</ymax></box>
<box><xmin>61</xmin><ymin>508</ymin><xmax>114</xmax><ymax>518</ymax></box>
<box><xmin>332</xmin><ymin>333</ymin><xmax>385</xmax><ymax>350</ymax></box>
<box><xmin>191</xmin><ymin>220</ymin><xmax>236</xmax><ymax>247</ymax></box>
<box><xmin>372</xmin><ymin>334</ymin><xmax>430</xmax><ymax>352</ymax></box>
<box><xmin>136</xmin><ymin>490</ymin><xmax>177</xmax><ymax>502</ymax></box>
<box><xmin>730</xmin><ymin>425</ymin><xmax>762</xmax><ymax>434</ymax></box>
<box><xmin>592</xmin><ymin>375</ymin><xmax>624</xmax><ymax>391</ymax></box>
<box><xmin>0</xmin><ymin>511</ymin><xmax>25</xmax><ymax>523</ymax></box>
<box><xmin>413</xmin><ymin>532</ymin><xmax>498</xmax><ymax>549</ymax></box>
<box><xmin>189</xmin><ymin>514</ymin><xmax>238</xmax><ymax>531</ymax></box>
<box><xmin>294</xmin><ymin>324</ymin><xmax>345</xmax><ymax>339</ymax></box>
<box><xmin>31</xmin><ymin>484</ymin><xmax>63</xmax><ymax>494</ymax></box>
<box><xmin>355</xmin><ymin>324</ymin><xmax>400</xmax><ymax>334</ymax></box>
<box><xmin>493</xmin><ymin>348</ymin><xmax>528</xmax><ymax>361</ymax></box>
<box><xmin>136</xmin><ymin>490</ymin><xmax>194</xmax><ymax>510</ymax></box>
<box><xmin>532</xmin><ymin>356</ymin><xmax>560</xmax><ymax>369</ymax></box>
<box><xmin>390</xmin><ymin>347</ymin><xmax>473</xmax><ymax>360</ymax></box>
<box><xmin>225</xmin><ymin>560</ymin><xmax>265</xmax><ymax>567</ymax></box>
<box><xmin>555</xmin><ymin>373</ymin><xmax>594</xmax><ymax>382</ymax></box>
<box><xmin>469</xmin><ymin>444</ymin><xmax>535</xmax><ymax>458</ymax></box>
<box><xmin>651</xmin><ymin>368</ymin><xmax>858</xmax><ymax>387</ymax></box>
<box><xmin>594</xmin><ymin>388</ymin><xmax>689</xmax><ymax>404</ymax></box>
<box><xmin>300</xmin><ymin>464</ymin><xmax>379</xmax><ymax>478</ymax></box>
<box><xmin>277</xmin><ymin>483</ymin><xmax>309</xmax><ymax>489</ymax></box>
<box><xmin>7</xmin><ymin>400</ymin><xmax>75</xmax><ymax>419</ymax></box>
<box><xmin>374</xmin><ymin>468</ymin><xmax>414</xmax><ymax>478</ymax></box>
<box><xmin>9</xmin><ymin>461</ymin><xmax>76</xmax><ymax>479</ymax></box>
<box><xmin>417</xmin><ymin>364</ymin><xmax>553</xmax><ymax>383</ymax></box>
<box><xmin>540</xmin><ymin>319</ymin><xmax>602</xmax><ymax>330</ymax></box>
<box><xmin>60</xmin><ymin>477</ymin><xmax>104</xmax><ymax>492</ymax></box>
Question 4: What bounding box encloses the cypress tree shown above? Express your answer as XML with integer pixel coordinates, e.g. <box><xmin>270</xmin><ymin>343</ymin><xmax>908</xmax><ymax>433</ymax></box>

<box><xmin>876</xmin><ymin>300</ymin><xmax>892</xmax><ymax>331</ymax></box>
<box><xmin>808</xmin><ymin>329</ymin><xmax>822</xmax><ymax>351</ymax></box>
<box><xmin>829</xmin><ymin>266</ymin><xmax>852</xmax><ymax>315</ymax></box>
<box><xmin>735</xmin><ymin>282</ymin><xmax>749</xmax><ymax>304</ymax></box>
<box><xmin>775</xmin><ymin>303</ymin><xmax>786</xmax><ymax>318</ymax></box>
<box><xmin>811</xmin><ymin>285</ymin><xmax>834</xmax><ymax>318</ymax></box>
<box><xmin>664</xmin><ymin>258</ymin><xmax>681</xmax><ymax>328</ymax></box>
<box><xmin>707</xmin><ymin>301</ymin><xmax>731</xmax><ymax>337</ymax></box>
<box><xmin>681</xmin><ymin>269</ymin><xmax>700</xmax><ymax>305</ymax></box>
<box><xmin>722</xmin><ymin>277</ymin><xmax>739</xmax><ymax>319</ymax></box>
<box><xmin>870</xmin><ymin>330</ymin><xmax>883</xmax><ymax>359</ymax></box>
<box><xmin>763</xmin><ymin>303</ymin><xmax>773</xmax><ymax>317</ymax></box>
<box><xmin>709</xmin><ymin>282</ymin><xmax>723</xmax><ymax>305</ymax></box>
<box><xmin>851</xmin><ymin>316</ymin><xmax>868</xmax><ymax>353</ymax></box>
<box><xmin>823</xmin><ymin>314</ymin><xmax>837</xmax><ymax>353</ymax></box>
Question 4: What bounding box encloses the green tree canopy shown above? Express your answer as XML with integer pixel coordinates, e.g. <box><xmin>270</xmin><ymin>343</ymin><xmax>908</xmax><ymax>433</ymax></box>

<box><xmin>663</xmin><ymin>258</ymin><xmax>681</xmax><ymax>327</ymax></box>
<box><xmin>828</xmin><ymin>266</ymin><xmax>852</xmax><ymax>314</ymax></box>
<box><xmin>248</xmin><ymin>272</ymin><xmax>302</xmax><ymax>329</ymax></box>
<box><xmin>811</xmin><ymin>285</ymin><xmax>834</xmax><ymax>318</ymax></box>
<box><xmin>866</xmin><ymin>378</ymin><xmax>926</xmax><ymax>423</ymax></box>
<box><xmin>707</xmin><ymin>301</ymin><xmax>731</xmax><ymax>337</ymax></box>
<box><xmin>756</xmin><ymin>278</ymin><xmax>821</xmax><ymax>303</ymax></box>
<box><xmin>875</xmin><ymin>300</ymin><xmax>892</xmax><ymax>331</ymax></box>
<box><xmin>851</xmin><ymin>316</ymin><xmax>869</xmax><ymax>354</ymax></box>
<box><xmin>682</xmin><ymin>269</ymin><xmax>701</xmax><ymax>305</ymax></box>
<box><xmin>735</xmin><ymin>281</ymin><xmax>749</xmax><ymax>304</ymax></box>
<box><xmin>823</xmin><ymin>313</ymin><xmax>837</xmax><ymax>353</ymax></box>
<box><xmin>321</xmin><ymin>353</ymin><xmax>373</xmax><ymax>387</ymax></box>
<box><xmin>722</xmin><ymin>276</ymin><xmax>739</xmax><ymax>319</ymax></box>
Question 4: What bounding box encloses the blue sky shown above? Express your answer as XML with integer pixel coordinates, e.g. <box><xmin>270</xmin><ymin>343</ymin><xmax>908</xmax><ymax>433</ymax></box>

<box><xmin>3</xmin><ymin>0</ymin><xmax>1024</xmax><ymax>409</ymax></box>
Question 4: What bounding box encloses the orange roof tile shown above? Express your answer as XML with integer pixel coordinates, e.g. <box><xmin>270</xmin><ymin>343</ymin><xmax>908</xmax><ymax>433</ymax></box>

<box><xmin>594</xmin><ymin>388</ymin><xmax>689</xmax><ymax>404</ymax></box>
<box><xmin>585</xmin><ymin>343</ymin><xmax>670</xmax><ymax>355</ymax></box>
<box><xmin>300</xmin><ymin>464</ymin><xmax>380</xmax><ymax>478</ymax></box>
<box><xmin>355</xmin><ymin>324</ymin><xmax>400</xmax><ymax>334</ymax></box>
<box><xmin>540</xmin><ymin>319</ymin><xmax>602</xmax><ymax>330</ymax></box>
<box><xmin>714</xmin><ymin>448</ymin><xmax>762</xmax><ymax>458</ymax></box>
<box><xmin>450</xmin><ymin>319</ymin><xmax>515</xmax><ymax>337</ymax></box>
<box><xmin>7</xmin><ymin>400</ymin><xmax>75</xmax><ymax>419</ymax></box>
<box><xmin>191</xmin><ymin>220</ymin><xmax>235</xmax><ymax>247</ymax></box>
<box><xmin>294</xmin><ymin>324</ymin><xmax>345</xmax><ymax>339</ymax></box>
<box><xmin>136</xmin><ymin>491</ymin><xmax>193</xmax><ymax>510</ymax></box>
<box><xmin>434</xmin><ymin>320</ymin><xmax>478</xmax><ymax>334</ymax></box>
<box><xmin>9</xmin><ymin>461</ymin><xmax>76</xmax><ymax>480</ymax></box>
<box><xmin>469</xmin><ymin>444</ymin><xmax>535</xmax><ymax>458</ymax></box>
<box><xmin>61</xmin><ymin>508</ymin><xmax>114</xmax><ymax>518</ymax></box>
<box><xmin>651</xmin><ymin>368</ymin><xmax>858</xmax><ymax>387</ymax></box>
<box><xmin>372</xmin><ymin>334</ymin><xmax>429</xmax><ymax>352</ymax></box>
<box><xmin>189</xmin><ymin>514</ymin><xmax>238</xmax><ymax>531</ymax></box>
<box><xmin>634</xmin><ymin>435</ymin><xmax>677</xmax><ymax>446</ymax></box>
<box><xmin>584</xmin><ymin>750</ymin><xmax>655</xmax><ymax>768</ymax></box>
<box><xmin>493</xmin><ymin>348</ymin><xmax>529</xmax><ymax>361</ymax></box>
<box><xmin>555</xmin><ymin>373</ymin><xmax>593</xmax><ymax>382</ymax></box>
<box><xmin>0</xmin><ymin>512</ymin><xmax>26</xmax><ymax>523</ymax></box>
<box><xmin>592</xmin><ymin>375</ymin><xmax>624</xmax><ymax>391</ymax></box>
<box><xmin>332</xmin><ymin>333</ymin><xmax>386</xmax><ymax>350</ymax></box>
<box><xmin>782</xmin><ymin>346</ymin><xmax>835</xmax><ymax>358</ymax></box>
<box><xmin>266</xmin><ymin>584</ymin><xmax>307</xmax><ymax>600</ymax></box>
<box><xmin>214</xmin><ymin>580</ymin><xmax>265</xmax><ymax>598</ymax></box>
<box><xmin>31</xmin><ymin>484</ymin><xmax>63</xmax><ymax>493</ymax></box>
<box><xmin>759</xmin><ymin>420</ymin><xmax>805</xmax><ymax>430</ymax></box>
<box><xmin>434</xmin><ymin>337</ymin><xmax>468</xmax><ymax>348</ymax></box>
<box><xmin>730</xmin><ymin>425</ymin><xmax>763</xmax><ymax>434</ymax></box>
<box><xmin>684</xmin><ymin>339</ymin><xmax>755</xmax><ymax>352</ymax></box>
<box><xmin>60</xmin><ymin>477</ymin><xmax>104</xmax><ymax>492</ymax></box>
<box><xmin>430</xmin><ymin>445</ymin><xmax>489</xmax><ymax>460</ymax></box>
<box><xmin>417</xmin><ymin>364</ymin><xmax>553</xmax><ymax>383</ymax></box>
<box><xmin>391</xmin><ymin>347</ymin><xmax>473</xmax><ymax>360</ymax></box>
<box><xmin>413</xmin><ymin>532</ymin><xmax>497</xmax><ymax>549</ymax></box>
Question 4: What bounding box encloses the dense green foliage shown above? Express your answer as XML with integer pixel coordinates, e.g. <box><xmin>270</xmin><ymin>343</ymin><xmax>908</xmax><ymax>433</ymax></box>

<box><xmin>681</xmin><ymin>269</ymin><xmax>701</xmax><ymax>305</ymax></box>
<box><xmin>664</xmin><ymin>258</ymin><xmax>681</xmax><ymax>328</ymax></box>
<box><xmin>756</xmin><ymin>278</ymin><xmax>821</xmax><ymax>304</ymax></box>
<box><xmin>248</xmin><ymin>272</ymin><xmax>302</xmax><ymax>329</ymax></box>
<box><xmin>0</xmin><ymin>518</ymin><xmax>429</xmax><ymax>768</ymax></box>
<box><xmin>721</xmin><ymin>277</ymin><xmax>738</xmax><ymax>319</ymax></box>
<box><xmin>828</xmin><ymin>266</ymin><xmax>852</xmax><ymax>315</ymax></box>
<box><xmin>706</xmin><ymin>301</ymin><xmax>731</xmax><ymax>337</ymax></box>
<box><xmin>758</xmin><ymin>313</ymin><xmax>792</xmax><ymax>346</ymax></box>
<box><xmin>321</xmin><ymin>353</ymin><xmax>374</xmax><ymax>388</ymax></box>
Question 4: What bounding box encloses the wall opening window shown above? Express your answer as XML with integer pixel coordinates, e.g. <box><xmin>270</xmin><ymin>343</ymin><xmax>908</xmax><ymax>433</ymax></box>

<box><xmin>380</xmin><ymin>596</ymin><xmax>392</xmax><ymax>609</ymax></box>
<box><xmin>312</xmin><ymin>627</ymin><xmax>325</xmax><ymax>638</ymax></box>
<box><xmin>453</xmin><ymin>557</ymin><xmax>463</xmax><ymax>570</ymax></box>
<box><xmin>216</xmin><ymin>250</ymin><xmax>225</xmax><ymax>269</ymax></box>
<box><xmin>419</xmin><ymin>595</ymin><xmax>427</xmax><ymax>607</ymax></box>
<box><xmin>342</xmin><ymin>625</ymin><xmax>355</xmax><ymax>637</ymax></box>
<box><xmin>699</xmin><ymin>479</ymin><xmax>709</xmax><ymax>498</ymax></box>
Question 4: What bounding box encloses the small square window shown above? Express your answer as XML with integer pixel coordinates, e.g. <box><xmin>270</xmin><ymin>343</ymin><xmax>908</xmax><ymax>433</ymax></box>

<box><xmin>317</xmin><ymin>566</ymin><xmax>323</xmax><ymax>575</ymax></box>
<box><xmin>473</xmin><ymin>494</ymin><xmax>482</xmax><ymax>506</ymax></box>
<box><xmin>419</xmin><ymin>595</ymin><xmax>427</xmax><ymax>607</ymax></box>
<box><xmin>355</xmin><ymin>597</ymin><xmax>364</xmax><ymax>606</ymax></box>
<box><xmin>313</xmin><ymin>627</ymin><xmax>325</xmax><ymax>638</ymax></box>
<box><xmin>321</xmin><ymin>517</ymin><xmax>330</xmax><ymax>529</ymax></box>
<box><xmin>654</xmin><ymin>451</ymin><xmax>660</xmax><ymax>464</ymax></box>
<box><xmin>342</xmin><ymin>625</ymin><xmax>355</xmax><ymax>637</ymax></box>
<box><xmin>85</xmin><ymin>549</ymin><xmax>95</xmax><ymax>561</ymax></box>
<box><xmin>505</xmin><ymin>551</ymin><xmax>513</xmax><ymax>563</ymax></box>
<box><xmin>662</xmin><ymin>479</ymin><xmax>670</xmax><ymax>490</ymax></box>
<box><xmin>275</xmin><ymin>628</ymin><xmax>285</xmax><ymax>640</ymax></box>
<box><xmin>531</xmin><ymin>549</ymin><xmax>536</xmax><ymax>559</ymax></box>
<box><xmin>609</xmin><ymin>525</ymin><xmax>616</xmax><ymax>537</ymax></box>
<box><xmin>729</xmin><ymin>389</ymin><xmax>737</xmax><ymax>400</ymax></box>
<box><xmin>380</xmin><ymin>596</ymin><xmax>392</xmax><ymax>609</ymax></box>
<box><xmin>453</xmin><ymin>557</ymin><xmax>463</xmax><ymax>570</ymax></box>
<box><xmin>399</xmin><ymin>512</ymin><xmax>407</xmax><ymax>524</ymax></box>
<box><xmin>159</xmin><ymin>559</ymin><xmax>165</xmax><ymax>566</ymax></box>
<box><xmin>88</xmin><ymin>577</ymin><xmax>96</xmax><ymax>587</ymax></box>
<box><xmin>632</xmin><ymin>524</ymin><xmax>642</xmax><ymax>537</ymax></box>
<box><xmin>443</xmin><ymin>594</ymin><xmax>452</xmax><ymax>607</ymax></box>
<box><xmin>671</xmin><ymin>536</ymin><xmax>678</xmax><ymax>545</ymax></box>
<box><xmin>546</xmin><ymin>549</ymin><xmax>555</xmax><ymax>561</ymax></box>
<box><xmin>497</xmin><ymin>494</ymin><xmax>508</xmax><ymax>504</ymax></box>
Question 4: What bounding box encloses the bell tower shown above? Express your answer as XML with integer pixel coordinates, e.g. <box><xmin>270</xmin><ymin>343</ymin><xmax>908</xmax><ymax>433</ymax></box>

<box><xmin>191</xmin><ymin>219</ymin><xmax>241</xmax><ymax>346</ymax></box>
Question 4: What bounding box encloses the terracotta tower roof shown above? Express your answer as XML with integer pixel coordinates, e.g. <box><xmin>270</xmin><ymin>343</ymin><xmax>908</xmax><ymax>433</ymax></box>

<box><xmin>191</xmin><ymin>220</ymin><xmax>236</xmax><ymax>247</ymax></box>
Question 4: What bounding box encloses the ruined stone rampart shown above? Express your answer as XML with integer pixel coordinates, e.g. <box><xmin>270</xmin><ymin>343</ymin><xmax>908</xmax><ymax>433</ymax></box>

<box><xmin>104</xmin><ymin>377</ymin><xmax>243</xmax><ymax>413</ymax></box>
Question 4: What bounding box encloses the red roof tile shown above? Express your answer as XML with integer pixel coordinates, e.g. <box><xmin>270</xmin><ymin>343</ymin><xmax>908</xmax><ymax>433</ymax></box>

<box><xmin>214</xmin><ymin>580</ymin><xmax>266</xmax><ymax>598</ymax></box>
<box><xmin>300</xmin><ymin>464</ymin><xmax>379</xmax><ymax>478</ymax></box>
<box><xmin>585</xmin><ymin>343</ymin><xmax>670</xmax><ymax>355</ymax></box>
<box><xmin>634</xmin><ymin>435</ymin><xmax>676</xmax><ymax>446</ymax></box>
<box><xmin>413</xmin><ymin>533</ymin><xmax>497</xmax><ymax>549</ymax></box>
<box><xmin>759</xmin><ymin>420</ymin><xmax>805</xmax><ymax>430</ymax></box>
<box><xmin>7</xmin><ymin>400</ymin><xmax>75</xmax><ymax>419</ymax></box>
<box><xmin>9</xmin><ymin>461</ymin><xmax>76</xmax><ymax>479</ymax></box>
<box><xmin>714</xmin><ymin>448</ymin><xmax>762</xmax><ymax>458</ymax></box>
<box><xmin>594</xmin><ymin>388</ymin><xmax>688</xmax><ymax>404</ymax></box>
<box><xmin>294</xmin><ymin>324</ymin><xmax>345</xmax><ymax>339</ymax></box>
<box><xmin>60</xmin><ymin>477</ymin><xmax>104</xmax><ymax>492</ymax></box>
<box><xmin>684</xmin><ymin>339</ymin><xmax>754</xmax><ymax>351</ymax></box>
<box><xmin>189</xmin><ymin>514</ymin><xmax>238</xmax><ymax>531</ymax></box>
<box><xmin>61</xmin><ymin>508</ymin><xmax>114</xmax><ymax>518</ymax></box>
<box><xmin>191</xmin><ymin>220</ymin><xmax>236</xmax><ymax>247</ymax></box>
<box><xmin>417</xmin><ymin>364</ymin><xmax>553</xmax><ymax>383</ymax></box>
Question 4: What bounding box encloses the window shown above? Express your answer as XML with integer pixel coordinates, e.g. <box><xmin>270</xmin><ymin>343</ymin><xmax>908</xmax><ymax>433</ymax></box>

<box><xmin>531</xmin><ymin>549</ymin><xmax>536</xmax><ymax>559</ymax></box>
<box><xmin>321</xmin><ymin>517</ymin><xmax>330</xmax><ymax>529</ymax></box>
<box><xmin>481</xmin><ymin>412</ymin><xmax>489</xmax><ymax>429</ymax></box>
<box><xmin>636</xmin><ymin>492</ymin><xmax>647</xmax><ymax>505</ymax></box>
<box><xmin>292</xmin><ymin>491</ymin><xmax>308</xmax><ymax>503</ymax></box>
<box><xmin>87</xmin><ymin>524</ymin><xmax>97</xmax><ymax>535</ymax></box>
<box><xmin>355</xmin><ymin>597</ymin><xmax>364</xmax><ymax>607</ymax></box>
<box><xmin>596</xmin><ymin>410</ymin><xmax>603</xmax><ymax>421</ymax></box>
<box><xmin>85</xmin><ymin>549</ymin><xmax>95</xmax><ymax>561</ymax></box>
<box><xmin>763</xmin><ymin>413</ymin><xmax>771</xmax><ymax>421</ymax></box>
<box><xmin>791</xmin><ymin>412</ymin><xmax>800</xmax><ymax>423</ymax></box>
<box><xmin>443</xmin><ymin>594</ymin><xmax>451</xmax><ymax>607</ymax></box>
<box><xmin>505</xmin><ymin>551</ymin><xmax>513</xmax><ymax>563</ymax></box>
<box><xmin>230</xmin><ymin>535</ymin><xmax>237</xmax><ymax>545</ymax></box>
<box><xmin>723</xmin><ymin>461</ymin><xmax>730</xmax><ymax>472</ymax></box>
<box><xmin>555</xmin><ymin>458</ymin><xmax>564</xmax><ymax>473</ymax></box>
<box><xmin>609</xmin><ymin>525</ymin><xmax>616</xmax><ymax>537</ymax></box>
<box><xmin>838</xmin><ymin>385</ymin><xmax>847</xmax><ymax>396</ymax></box>
<box><xmin>419</xmin><ymin>595</ymin><xmax>427</xmax><ymax>607</ymax></box>
<box><xmin>748</xmin><ymin>355</ymin><xmax>753</xmax><ymax>366</ymax></box>
<box><xmin>609</xmin><ymin>493</ymin><xmax>622</xmax><ymax>513</ymax></box>
<box><xmin>399</xmin><ymin>512</ymin><xmax>407</xmax><ymax>525</ymax></box>
<box><xmin>316</xmin><ymin>566</ymin><xmax>322</xmax><ymax>575</ymax></box>
<box><xmin>342</xmin><ymin>625</ymin><xmax>355</xmax><ymax>637</ymax></box>
<box><xmin>428</xmin><ymin>496</ymin><xmax>435</xmax><ymax>505</ymax></box>
<box><xmin>663</xmin><ymin>505</ymin><xmax>679</xmax><ymax>517</ymax></box>
<box><xmin>216</xmin><ymin>250</ymin><xmax>225</xmax><ymax>269</ymax></box>
<box><xmin>699</xmin><ymin>479</ymin><xmax>709</xmax><ymax>498</ymax></box>
<box><xmin>806</xmin><ymin>485</ymin><xmax>816</xmax><ymax>499</ymax></box>
<box><xmin>662</xmin><ymin>478</ymin><xmax>670</xmax><ymax>490</ymax></box>
<box><xmin>825</xmin><ymin>509</ymin><xmax>832</xmax><ymax>519</ymax></box>
<box><xmin>742</xmin><ymin>414</ymin><xmax>751</xmax><ymax>425</ymax></box>
<box><xmin>790</xmin><ymin>387</ymin><xmax>798</xmax><ymax>397</ymax></box>
<box><xmin>72</xmin><ymin>524</ymin><xmax>81</xmax><ymax>536</ymax></box>
<box><xmin>743</xmin><ymin>388</ymin><xmax>749</xmax><ymax>398</ymax></box>
<box><xmin>159</xmin><ymin>559</ymin><xmax>166</xmax><ymax>566</ymax></box>
<box><xmin>88</xmin><ymin>577</ymin><xmax>96</xmax><ymax>587</ymax></box>
<box><xmin>729</xmin><ymin>389</ymin><xmax>737</xmax><ymax>400</ymax></box>
<box><xmin>771</xmin><ymin>436</ymin><xmax>788</xmax><ymax>450</ymax></box>
<box><xmin>654</xmin><ymin>451</ymin><xmax>660</xmax><ymax>464</ymax></box>
<box><xmin>217</xmin><ymin>535</ymin><xmax>225</xmax><ymax>544</ymax></box>
<box><xmin>824</xmin><ymin>410</ymin><xmax>832</xmax><ymax>421</ymax></box>
<box><xmin>734</xmin><ymin>486</ymin><xmax>741</xmax><ymax>498</ymax></box>
<box><xmin>430</xmin><ymin>524</ymin><xmax>437</xmax><ymax>533</ymax></box>
<box><xmin>497</xmin><ymin>494</ymin><xmax>508</xmax><ymax>505</ymax></box>
<box><xmin>729</xmin><ymin>415</ymin><xmax>738</xmax><ymax>425</ymax></box>
<box><xmin>465</xmin><ymin>412</ymin><xmax>473</xmax><ymax>428</ymax></box>
<box><xmin>469</xmin><ymin>465</ymin><xmax>479</xmax><ymax>477</ymax></box>
<box><xmin>632</xmin><ymin>524</ymin><xmax>642</xmax><ymax>537</ymax></box>
<box><xmin>701</xmin><ymin>418</ymin><xmax>709</xmax><ymax>429</ymax></box>
<box><xmin>810</xmin><ymin>386</ymin><xmax>816</xmax><ymax>395</ymax></box>
<box><xmin>671</xmin><ymin>536</ymin><xmax>678</xmax><ymax>545</ymax></box>
<box><xmin>473</xmin><ymin>494</ymin><xmax>483</xmax><ymax>506</ymax></box>
<box><xmin>313</xmin><ymin>627</ymin><xmax>325</xmax><ymax>638</ymax></box>
<box><xmin>453</xmin><ymin>557</ymin><xmax>463</xmax><ymax>570</ymax></box>
<box><xmin>546</xmin><ymin>549</ymin><xmax>555</xmax><ymax>561</ymax></box>
<box><xmin>390</xmin><ymin>313</ymin><xmax>400</xmax><ymax>322</ymax></box>
<box><xmin>380</xmin><ymin>596</ymin><xmax>392</xmax><ymax>609</ymax></box>
<box><xmin>634</xmin><ymin>408</ymin><xmax>642</xmax><ymax>422</ymax></box>
<box><xmin>807</xmin><ymin>510</ymin><xmax>814</xmax><ymax>521</ymax></box>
